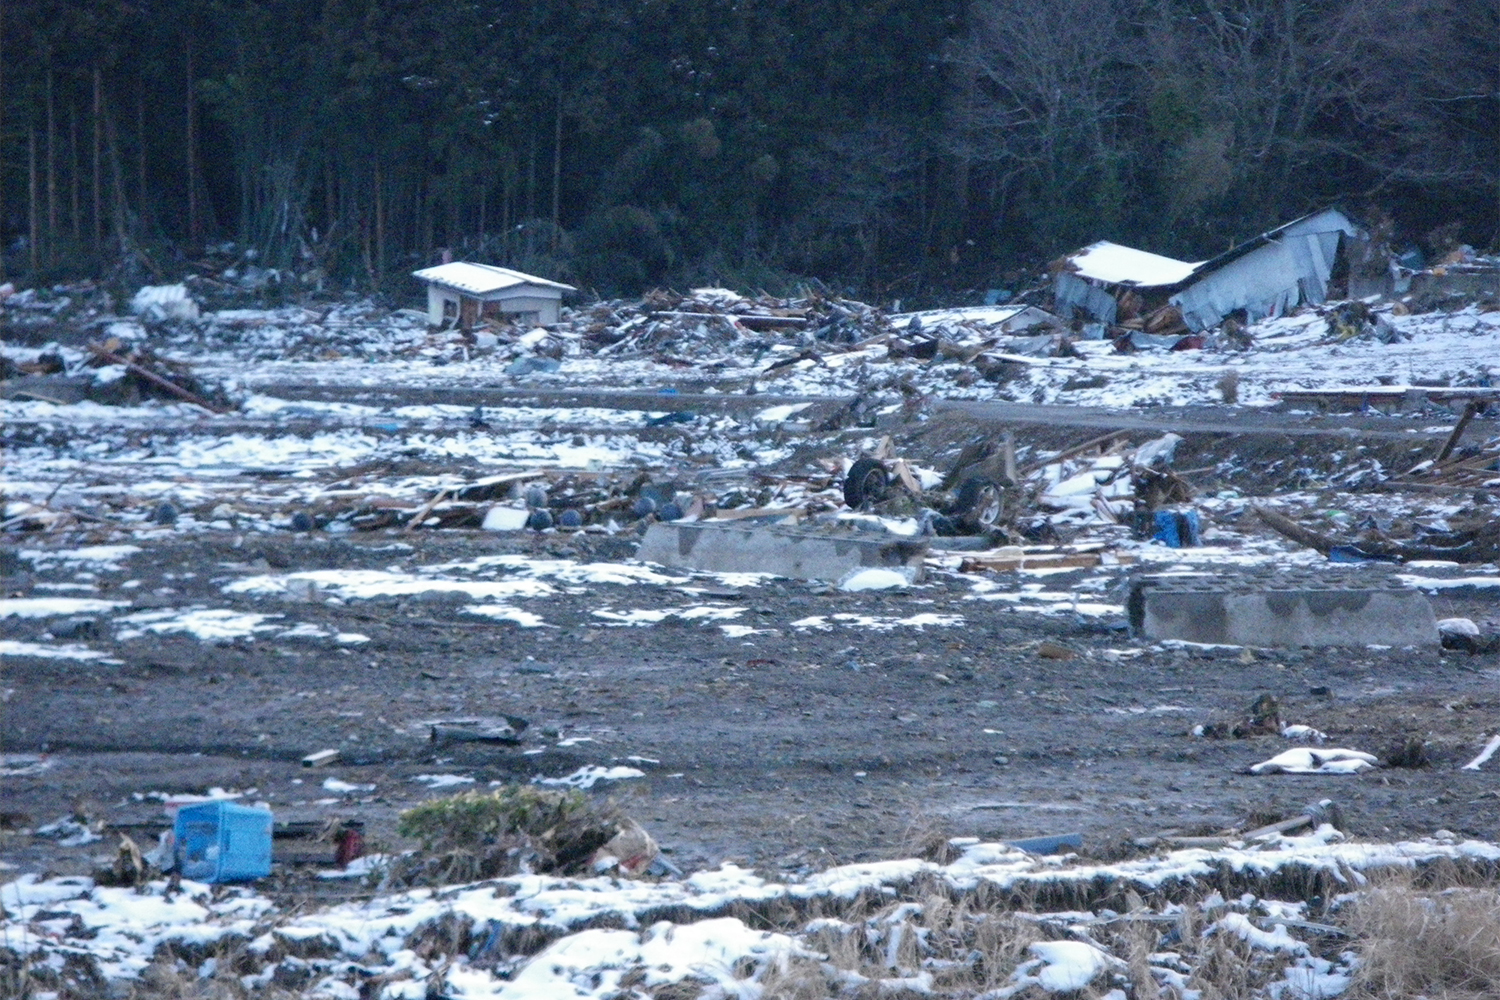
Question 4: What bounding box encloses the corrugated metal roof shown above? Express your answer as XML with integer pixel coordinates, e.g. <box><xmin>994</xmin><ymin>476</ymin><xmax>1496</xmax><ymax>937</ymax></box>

<box><xmin>1060</xmin><ymin>242</ymin><xmax>1201</xmax><ymax>287</ymax></box>
<box><xmin>1171</xmin><ymin>224</ymin><xmax>1351</xmax><ymax>331</ymax></box>
<box><xmin>412</xmin><ymin>262</ymin><xmax>576</xmax><ymax>295</ymax></box>
<box><xmin>1186</xmin><ymin>208</ymin><xmax>1356</xmax><ymax>279</ymax></box>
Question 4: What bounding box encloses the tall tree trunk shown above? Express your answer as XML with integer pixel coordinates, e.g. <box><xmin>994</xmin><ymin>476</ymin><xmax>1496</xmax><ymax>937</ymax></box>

<box><xmin>70</xmin><ymin>105</ymin><xmax>80</xmax><ymax>239</ymax></box>
<box><xmin>526</xmin><ymin>137</ymin><xmax>536</xmax><ymax>257</ymax></box>
<box><xmin>478</xmin><ymin>180</ymin><xmax>486</xmax><ymax>246</ymax></box>
<box><xmin>323</xmin><ymin>157</ymin><xmax>335</xmax><ymax>238</ymax></box>
<box><xmin>28</xmin><ymin>124</ymin><xmax>38</xmax><ymax>275</ymax></box>
<box><xmin>46</xmin><ymin>62</ymin><xmax>56</xmax><ymax>266</ymax></box>
<box><xmin>106</xmin><ymin>100</ymin><xmax>130</xmax><ymax>246</ymax></box>
<box><xmin>501</xmin><ymin>160</ymin><xmax>510</xmax><ymax>251</ymax></box>
<box><xmin>185</xmin><ymin>35</ymin><xmax>198</xmax><ymax>244</ymax></box>
<box><xmin>551</xmin><ymin>92</ymin><xmax>562</xmax><ymax>254</ymax></box>
<box><xmin>374</xmin><ymin>160</ymin><xmax>385</xmax><ymax>286</ymax></box>
<box><xmin>421</xmin><ymin>175</ymin><xmax>434</xmax><ymax>256</ymax></box>
<box><xmin>136</xmin><ymin>82</ymin><xmax>147</xmax><ymax>228</ymax></box>
<box><xmin>93</xmin><ymin>66</ymin><xmax>103</xmax><ymax>249</ymax></box>
<box><xmin>0</xmin><ymin>0</ymin><xmax>6</xmax><ymax>280</ymax></box>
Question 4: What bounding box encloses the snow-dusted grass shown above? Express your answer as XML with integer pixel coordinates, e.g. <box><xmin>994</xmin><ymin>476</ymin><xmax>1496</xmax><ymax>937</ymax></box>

<box><xmin>9</xmin><ymin>829</ymin><xmax>1500</xmax><ymax>999</ymax></box>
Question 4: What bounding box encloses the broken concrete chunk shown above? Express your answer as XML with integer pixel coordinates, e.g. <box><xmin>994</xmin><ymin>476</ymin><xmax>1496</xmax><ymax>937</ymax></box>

<box><xmin>1130</xmin><ymin>572</ymin><xmax>1437</xmax><ymax>647</ymax></box>
<box><xmin>637</xmin><ymin>521</ymin><xmax>926</xmax><ymax>583</ymax></box>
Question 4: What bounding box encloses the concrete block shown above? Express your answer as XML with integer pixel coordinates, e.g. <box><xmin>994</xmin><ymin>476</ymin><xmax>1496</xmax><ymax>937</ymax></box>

<box><xmin>1130</xmin><ymin>571</ymin><xmax>1437</xmax><ymax>647</ymax></box>
<box><xmin>637</xmin><ymin>521</ymin><xmax>927</xmax><ymax>583</ymax></box>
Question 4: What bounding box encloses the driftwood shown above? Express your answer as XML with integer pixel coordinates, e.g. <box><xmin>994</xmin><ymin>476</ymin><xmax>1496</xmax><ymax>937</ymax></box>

<box><xmin>1253</xmin><ymin>504</ymin><xmax>1495</xmax><ymax>563</ymax></box>
<box><xmin>1436</xmin><ymin>400</ymin><xmax>1481</xmax><ymax>463</ymax></box>
<box><xmin>1253</xmin><ymin>504</ymin><xmax>1335</xmax><ymax>555</ymax></box>
<box><xmin>87</xmin><ymin>343</ymin><xmax>229</xmax><ymax>414</ymax></box>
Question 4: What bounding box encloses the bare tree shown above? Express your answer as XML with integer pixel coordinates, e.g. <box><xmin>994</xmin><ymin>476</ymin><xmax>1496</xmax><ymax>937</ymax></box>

<box><xmin>946</xmin><ymin>0</ymin><xmax>1141</xmax><ymax>249</ymax></box>
<box><xmin>1153</xmin><ymin>0</ymin><xmax>1497</xmax><ymax>235</ymax></box>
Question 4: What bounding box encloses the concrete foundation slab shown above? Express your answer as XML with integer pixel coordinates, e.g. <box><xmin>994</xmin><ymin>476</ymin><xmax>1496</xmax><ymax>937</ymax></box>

<box><xmin>1130</xmin><ymin>571</ymin><xmax>1438</xmax><ymax>647</ymax></box>
<box><xmin>637</xmin><ymin>522</ymin><xmax>927</xmax><ymax>583</ymax></box>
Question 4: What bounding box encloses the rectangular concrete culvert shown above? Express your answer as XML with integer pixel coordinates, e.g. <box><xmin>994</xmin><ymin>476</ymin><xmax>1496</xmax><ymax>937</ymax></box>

<box><xmin>1129</xmin><ymin>570</ymin><xmax>1439</xmax><ymax>647</ymax></box>
<box><xmin>636</xmin><ymin>521</ymin><xmax>928</xmax><ymax>583</ymax></box>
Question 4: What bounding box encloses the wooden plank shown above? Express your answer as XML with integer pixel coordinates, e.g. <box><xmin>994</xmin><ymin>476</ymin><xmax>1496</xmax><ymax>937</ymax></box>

<box><xmin>1019</xmin><ymin>430</ymin><xmax>1129</xmax><ymax>476</ymax></box>
<box><xmin>958</xmin><ymin>552</ymin><xmax>1134</xmax><ymax>573</ymax></box>
<box><xmin>403</xmin><ymin>487</ymin><xmax>452</xmax><ymax>532</ymax></box>
<box><xmin>710</xmin><ymin>506</ymin><xmax>806</xmax><ymax>521</ymax></box>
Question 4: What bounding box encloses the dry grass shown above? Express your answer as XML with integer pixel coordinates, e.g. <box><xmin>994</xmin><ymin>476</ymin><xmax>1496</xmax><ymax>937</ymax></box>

<box><xmin>389</xmin><ymin>784</ymin><xmax>624</xmax><ymax>885</ymax></box>
<box><xmin>1343</xmin><ymin>874</ymin><xmax>1500</xmax><ymax>999</ymax></box>
<box><xmin>1217</xmin><ymin>370</ymin><xmax>1241</xmax><ymax>404</ymax></box>
<box><xmin>758</xmin><ymin>888</ymin><xmax>1048</xmax><ymax>998</ymax></box>
<box><xmin>20</xmin><ymin>852</ymin><xmax>1500</xmax><ymax>999</ymax></box>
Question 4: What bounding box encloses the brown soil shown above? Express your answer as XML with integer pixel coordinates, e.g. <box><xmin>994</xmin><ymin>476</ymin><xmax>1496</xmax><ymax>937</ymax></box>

<box><xmin>4</xmin><ymin>523</ymin><xmax>1498</xmax><ymax>891</ymax></box>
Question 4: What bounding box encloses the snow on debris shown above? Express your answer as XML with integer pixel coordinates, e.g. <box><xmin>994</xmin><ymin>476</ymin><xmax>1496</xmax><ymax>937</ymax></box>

<box><xmin>114</xmin><ymin>607</ymin><xmax>282</xmax><ymax>641</ymax></box>
<box><xmin>17</xmin><ymin>544</ymin><xmax>141</xmax><ymax>570</ymax></box>
<box><xmin>9</xmin><ymin>831</ymin><xmax>1500</xmax><ymax>998</ymax></box>
<box><xmin>0</xmin><ymin>639</ymin><xmax>119</xmax><ymax>662</ymax></box>
<box><xmin>591</xmin><ymin>605</ymin><xmax>746</xmax><ymax>626</ymax></box>
<box><xmin>0</xmin><ymin>597</ymin><xmax>129</xmax><ymax>617</ymax></box>
<box><xmin>0</xmin><ymin>874</ymin><xmax>272</xmax><ymax>981</ymax></box>
<box><xmin>789</xmin><ymin>611</ymin><xmax>965</xmax><ymax>631</ymax></box>
<box><xmin>1249</xmin><ymin>748</ymin><xmax>1379</xmax><ymax>775</ymax></box>
<box><xmin>534</xmin><ymin>765</ymin><xmax>647</xmax><ymax>789</ymax></box>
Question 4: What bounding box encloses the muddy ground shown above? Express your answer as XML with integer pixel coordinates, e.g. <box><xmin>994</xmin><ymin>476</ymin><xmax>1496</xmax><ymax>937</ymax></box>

<box><xmin>4</xmin><ymin>485</ymin><xmax>1499</xmax><ymax>894</ymax></box>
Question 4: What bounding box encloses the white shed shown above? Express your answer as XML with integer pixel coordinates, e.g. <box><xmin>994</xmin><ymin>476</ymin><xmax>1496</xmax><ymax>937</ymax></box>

<box><xmin>412</xmin><ymin>262</ymin><xmax>575</xmax><ymax>329</ymax></box>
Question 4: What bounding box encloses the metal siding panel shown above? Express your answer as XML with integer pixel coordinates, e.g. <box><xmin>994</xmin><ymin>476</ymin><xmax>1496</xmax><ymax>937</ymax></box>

<box><xmin>1172</xmin><ymin>238</ymin><xmax>1342</xmax><ymax>329</ymax></box>
<box><xmin>1053</xmin><ymin>273</ymin><xmax>1118</xmax><ymax>323</ymax></box>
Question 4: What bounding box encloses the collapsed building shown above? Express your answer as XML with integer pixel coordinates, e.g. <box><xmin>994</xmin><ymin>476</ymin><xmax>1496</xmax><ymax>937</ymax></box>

<box><xmin>1051</xmin><ymin>208</ymin><xmax>1372</xmax><ymax>334</ymax></box>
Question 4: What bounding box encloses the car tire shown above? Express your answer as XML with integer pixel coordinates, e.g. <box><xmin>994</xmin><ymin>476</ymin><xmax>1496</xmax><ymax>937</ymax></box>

<box><xmin>843</xmin><ymin>457</ymin><xmax>888</xmax><ymax>508</ymax></box>
<box><xmin>954</xmin><ymin>477</ymin><xmax>1003</xmax><ymax>532</ymax></box>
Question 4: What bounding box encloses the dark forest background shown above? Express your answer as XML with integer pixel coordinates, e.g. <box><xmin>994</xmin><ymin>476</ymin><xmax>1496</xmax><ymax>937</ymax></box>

<box><xmin>1</xmin><ymin>0</ymin><xmax>1496</xmax><ymax>303</ymax></box>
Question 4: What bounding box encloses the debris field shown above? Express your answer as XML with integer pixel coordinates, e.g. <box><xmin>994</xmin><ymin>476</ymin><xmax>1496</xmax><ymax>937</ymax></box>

<box><xmin>3</xmin><ymin>266</ymin><xmax>1500</xmax><ymax>999</ymax></box>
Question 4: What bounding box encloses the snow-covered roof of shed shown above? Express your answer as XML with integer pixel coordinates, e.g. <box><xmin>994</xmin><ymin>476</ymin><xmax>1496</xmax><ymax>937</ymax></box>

<box><xmin>1059</xmin><ymin>242</ymin><xmax>1201</xmax><ymax>288</ymax></box>
<box><xmin>412</xmin><ymin>262</ymin><xmax>576</xmax><ymax>295</ymax></box>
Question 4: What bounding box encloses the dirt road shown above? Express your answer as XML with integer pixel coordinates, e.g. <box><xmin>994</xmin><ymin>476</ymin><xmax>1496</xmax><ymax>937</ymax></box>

<box><xmin>5</xmin><ymin>524</ymin><xmax>1497</xmax><ymax>884</ymax></box>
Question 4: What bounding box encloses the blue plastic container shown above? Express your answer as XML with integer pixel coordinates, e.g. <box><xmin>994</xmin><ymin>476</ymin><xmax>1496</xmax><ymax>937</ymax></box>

<box><xmin>174</xmin><ymin>801</ymin><xmax>273</xmax><ymax>882</ymax></box>
<box><xmin>1153</xmin><ymin>509</ymin><xmax>1202</xmax><ymax>548</ymax></box>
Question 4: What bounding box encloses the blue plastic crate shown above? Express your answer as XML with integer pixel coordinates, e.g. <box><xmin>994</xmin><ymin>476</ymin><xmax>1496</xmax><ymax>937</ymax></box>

<box><xmin>174</xmin><ymin>801</ymin><xmax>273</xmax><ymax>883</ymax></box>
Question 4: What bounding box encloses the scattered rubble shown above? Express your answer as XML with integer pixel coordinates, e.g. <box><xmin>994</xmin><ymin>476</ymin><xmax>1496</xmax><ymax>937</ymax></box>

<box><xmin>4</xmin><ymin>220</ymin><xmax>1500</xmax><ymax>1000</ymax></box>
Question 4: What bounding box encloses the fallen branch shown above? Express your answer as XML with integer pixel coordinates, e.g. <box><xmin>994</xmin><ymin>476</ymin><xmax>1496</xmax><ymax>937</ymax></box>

<box><xmin>1252</xmin><ymin>504</ymin><xmax>1335</xmax><ymax>556</ymax></box>
<box><xmin>1019</xmin><ymin>430</ymin><xmax>1129</xmax><ymax>476</ymax></box>
<box><xmin>1435</xmin><ymin>400</ymin><xmax>1481</xmax><ymax>463</ymax></box>
<box><xmin>1254</xmin><ymin>504</ymin><xmax>1487</xmax><ymax>563</ymax></box>
<box><xmin>87</xmin><ymin>343</ymin><xmax>229</xmax><ymax>414</ymax></box>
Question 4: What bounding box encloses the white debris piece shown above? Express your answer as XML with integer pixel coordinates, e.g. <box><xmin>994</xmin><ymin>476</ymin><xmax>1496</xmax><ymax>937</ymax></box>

<box><xmin>1437</xmin><ymin>617</ymin><xmax>1480</xmax><ymax>637</ymax></box>
<box><xmin>130</xmin><ymin>284</ymin><xmax>200</xmax><ymax>322</ymax></box>
<box><xmin>1250</xmin><ymin>748</ymin><xmax>1377</xmax><ymax>775</ymax></box>
<box><xmin>837</xmin><ymin>566</ymin><xmax>916</xmax><ymax>592</ymax></box>
<box><xmin>1462</xmin><ymin>733</ymin><xmax>1500</xmax><ymax>771</ymax></box>
<box><xmin>534</xmin><ymin>766</ymin><xmax>645</xmax><ymax>790</ymax></box>
<box><xmin>482</xmin><ymin>506</ymin><xmax>531</xmax><ymax>531</ymax></box>
<box><xmin>412</xmin><ymin>774</ymin><xmax>475</xmax><ymax>788</ymax></box>
<box><xmin>1131</xmin><ymin>432</ymin><xmax>1183</xmax><ymax>469</ymax></box>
